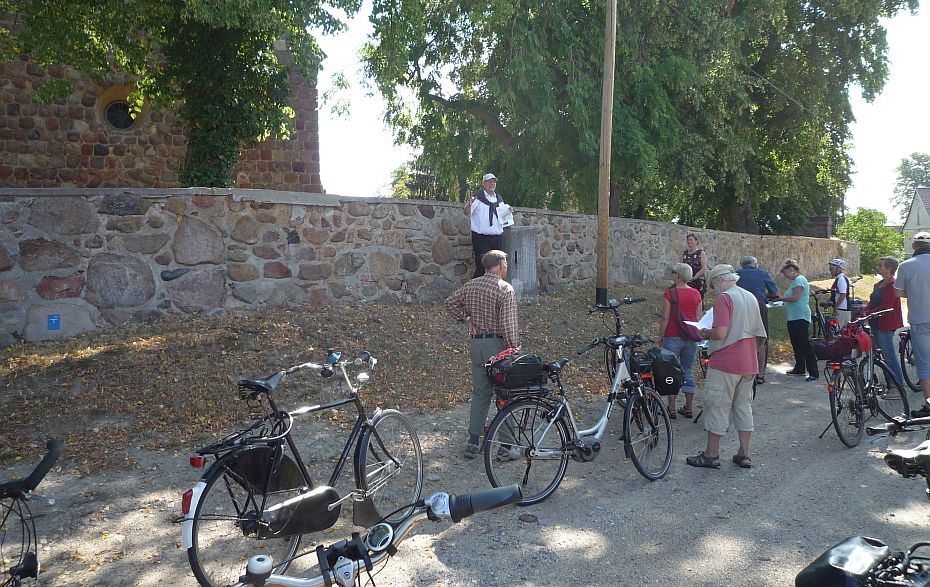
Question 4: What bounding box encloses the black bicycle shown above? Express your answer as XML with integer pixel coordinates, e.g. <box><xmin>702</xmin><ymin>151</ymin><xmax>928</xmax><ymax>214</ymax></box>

<box><xmin>811</xmin><ymin>289</ymin><xmax>840</xmax><ymax>342</ymax></box>
<box><xmin>900</xmin><ymin>329</ymin><xmax>921</xmax><ymax>393</ymax></box>
<box><xmin>795</xmin><ymin>417</ymin><xmax>930</xmax><ymax>586</ymax></box>
<box><xmin>821</xmin><ymin>311</ymin><xmax>908</xmax><ymax>448</ymax></box>
<box><xmin>179</xmin><ymin>350</ymin><xmax>423</xmax><ymax>587</ymax></box>
<box><xmin>1</xmin><ymin>439</ymin><xmax>62</xmax><ymax>587</ymax></box>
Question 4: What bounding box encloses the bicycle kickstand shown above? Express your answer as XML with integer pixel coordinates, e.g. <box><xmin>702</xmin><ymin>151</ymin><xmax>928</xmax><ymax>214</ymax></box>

<box><xmin>818</xmin><ymin>420</ymin><xmax>834</xmax><ymax>439</ymax></box>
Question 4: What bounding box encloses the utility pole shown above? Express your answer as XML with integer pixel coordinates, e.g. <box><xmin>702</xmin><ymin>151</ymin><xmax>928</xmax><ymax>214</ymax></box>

<box><xmin>595</xmin><ymin>0</ymin><xmax>617</xmax><ymax>306</ymax></box>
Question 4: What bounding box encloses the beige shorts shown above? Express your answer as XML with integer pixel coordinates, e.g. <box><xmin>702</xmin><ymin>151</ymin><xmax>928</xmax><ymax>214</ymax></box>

<box><xmin>703</xmin><ymin>368</ymin><xmax>754</xmax><ymax>436</ymax></box>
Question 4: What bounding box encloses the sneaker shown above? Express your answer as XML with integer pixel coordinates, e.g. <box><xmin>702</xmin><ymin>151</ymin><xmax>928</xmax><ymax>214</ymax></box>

<box><xmin>755</xmin><ymin>375</ymin><xmax>765</xmax><ymax>385</ymax></box>
<box><xmin>463</xmin><ymin>441</ymin><xmax>479</xmax><ymax>459</ymax></box>
<box><xmin>805</xmin><ymin>376</ymin><xmax>819</xmax><ymax>382</ymax></box>
<box><xmin>496</xmin><ymin>446</ymin><xmax>522</xmax><ymax>461</ymax></box>
<box><xmin>786</xmin><ymin>369</ymin><xmax>806</xmax><ymax>375</ymax></box>
<box><xmin>911</xmin><ymin>407</ymin><xmax>930</xmax><ymax>418</ymax></box>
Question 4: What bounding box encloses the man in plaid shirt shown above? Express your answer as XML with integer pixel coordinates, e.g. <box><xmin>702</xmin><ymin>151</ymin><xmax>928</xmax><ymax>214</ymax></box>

<box><xmin>445</xmin><ymin>250</ymin><xmax>520</xmax><ymax>459</ymax></box>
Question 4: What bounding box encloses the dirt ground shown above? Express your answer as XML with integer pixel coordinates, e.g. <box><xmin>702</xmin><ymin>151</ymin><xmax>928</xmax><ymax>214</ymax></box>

<box><xmin>11</xmin><ymin>361</ymin><xmax>930</xmax><ymax>587</ymax></box>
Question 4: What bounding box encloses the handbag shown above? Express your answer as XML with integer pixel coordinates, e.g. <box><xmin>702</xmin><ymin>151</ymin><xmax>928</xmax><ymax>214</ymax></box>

<box><xmin>670</xmin><ymin>287</ymin><xmax>703</xmax><ymax>342</ymax></box>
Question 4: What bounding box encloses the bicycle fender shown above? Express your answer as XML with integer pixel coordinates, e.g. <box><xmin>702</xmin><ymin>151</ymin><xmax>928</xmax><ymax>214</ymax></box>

<box><xmin>182</xmin><ymin>480</ymin><xmax>207</xmax><ymax>550</ymax></box>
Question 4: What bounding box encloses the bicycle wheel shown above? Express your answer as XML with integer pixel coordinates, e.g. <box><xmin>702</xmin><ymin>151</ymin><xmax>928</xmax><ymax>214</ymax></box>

<box><xmin>830</xmin><ymin>368</ymin><xmax>864</xmax><ymax>448</ymax></box>
<box><xmin>869</xmin><ymin>361</ymin><xmax>910</xmax><ymax>420</ymax></box>
<box><xmin>901</xmin><ymin>335</ymin><xmax>921</xmax><ymax>393</ymax></box>
<box><xmin>623</xmin><ymin>388</ymin><xmax>673</xmax><ymax>480</ymax></box>
<box><xmin>0</xmin><ymin>497</ymin><xmax>37</xmax><ymax>587</ymax></box>
<box><xmin>484</xmin><ymin>398</ymin><xmax>571</xmax><ymax>506</ymax></box>
<box><xmin>188</xmin><ymin>459</ymin><xmax>301</xmax><ymax>587</ymax></box>
<box><xmin>357</xmin><ymin>409</ymin><xmax>423</xmax><ymax>523</ymax></box>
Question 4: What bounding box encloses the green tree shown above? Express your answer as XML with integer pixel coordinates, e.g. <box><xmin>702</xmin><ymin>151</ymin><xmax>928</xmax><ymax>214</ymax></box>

<box><xmin>362</xmin><ymin>0</ymin><xmax>916</xmax><ymax>234</ymax></box>
<box><xmin>835</xmin><ymin>208</ymin><xmax>904</xmax><ymax>272</ymax></box>
<box><xmin>892</xmin><ymin>153</ymin><xmax>930</xmax><ymax>218</ymax></box>
<box><xmin>1</xmin><ymin>0</ymin><xmax>360</xmax><ymax>186</ymax></box>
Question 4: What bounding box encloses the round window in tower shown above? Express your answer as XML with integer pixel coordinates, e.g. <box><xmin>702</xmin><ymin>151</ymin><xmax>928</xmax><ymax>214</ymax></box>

<box><xmin>104</xmin><ymin>101</ymin><xmax>135</xmax><ymax>130</ymax></box>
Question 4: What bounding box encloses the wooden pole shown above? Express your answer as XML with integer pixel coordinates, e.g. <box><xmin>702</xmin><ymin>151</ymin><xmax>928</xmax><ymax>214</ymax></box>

<box><xmin>595</xmin><ymin>0</ymin><xmax>617</xmax><ymax>306</ymax></box>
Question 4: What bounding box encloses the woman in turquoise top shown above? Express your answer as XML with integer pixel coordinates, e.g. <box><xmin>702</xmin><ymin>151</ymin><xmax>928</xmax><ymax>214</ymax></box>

<box><xmin>776</xmin><ymin>260</ymin><xmax>819</xmax><ymax>381</ymax></box>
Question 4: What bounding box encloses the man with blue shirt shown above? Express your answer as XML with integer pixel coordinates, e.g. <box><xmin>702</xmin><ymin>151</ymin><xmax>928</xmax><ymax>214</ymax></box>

<box><xmin>737</xmin><ymin>256</ymin><xmax>778</xmax><ymax>384</ymax></box>
<box><xmin>896</xmin><ymin>232</ymin><xmax>930</xmax><ymax>417</ymax></box>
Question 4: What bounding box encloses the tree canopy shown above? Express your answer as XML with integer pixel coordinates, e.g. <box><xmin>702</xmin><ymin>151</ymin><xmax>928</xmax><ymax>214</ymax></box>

<box><xmin>1</xmin><ymin>0</ymin><xmax>360</xmax><ymax>186</ymax></box>
<box><xmin>364</xmin><ymin>0</ymin><xmax>917</xmax><ymax>234</ymax></box>
<box><xmin>892</xmin><ymin>152</ymin><xmax>930</xmax><ymax>219</ymax></box>
<box><xmin>835</xmin><ymin>208</ymin><xmax>903</xmax><ymax>272</ymax></box>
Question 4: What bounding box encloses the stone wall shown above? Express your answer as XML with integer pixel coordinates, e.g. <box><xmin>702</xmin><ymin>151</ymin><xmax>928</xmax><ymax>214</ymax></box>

<box><xmin>0</xmin><ymin>188</ymin><xmax>858</xmax><ymax>344</ymax></box>
<box><xmin>0</xmin><ymin>56</ymin><xmax>321</xmax><ymax>192</ymax></box>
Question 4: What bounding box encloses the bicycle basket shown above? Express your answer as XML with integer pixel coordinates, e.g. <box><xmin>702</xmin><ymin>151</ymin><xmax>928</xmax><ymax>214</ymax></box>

<box><xmin>814</xmin><ymin>330</ymin><xmax>871</xmax><ymax>361</ymax></box>
<box><xmin>486</xmin><ymin>350</ymin><xmax>547</xmax><ymax>389</ymax></box>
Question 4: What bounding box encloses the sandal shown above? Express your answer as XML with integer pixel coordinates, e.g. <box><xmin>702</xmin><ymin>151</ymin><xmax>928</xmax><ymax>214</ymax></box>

<box><xmin>732</xmin><ymin>454</ymin><xmax>752</xmax><ymax>469</ymax></box>
<box><xmin>686</xmin><ymin>451</ymin><xmax>721</xmax><ymax>469</ymax></box>
<box><xmin>667</xmin><ymin>407</ymin><xmax>677</xmax><ymax>419</ymax></box>
<box><xmin>677</xmin><ymin>406</ymin><xmax>693</xmax><ymax>419</ymax></box>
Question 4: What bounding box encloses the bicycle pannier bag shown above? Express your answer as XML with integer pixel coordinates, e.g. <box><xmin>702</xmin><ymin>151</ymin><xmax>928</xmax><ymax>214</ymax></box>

<box><xmin>647</xmin><ymin>347</ymin><xmax>683</xmax><ymax>396</ymax></box>
<box><xmin>486</xmin><ymin>349</ymin><xmax>547</xmax><ymax>389</ymax></box>
<box><xmin>670</xmin><ymin>287</ymin><xmax>703</xmax><ymax>342</ymax></box>
<box><xmin>794</xmin><ymin>535</ymin><xmax>890</xmax><ymax>587</ymax></box>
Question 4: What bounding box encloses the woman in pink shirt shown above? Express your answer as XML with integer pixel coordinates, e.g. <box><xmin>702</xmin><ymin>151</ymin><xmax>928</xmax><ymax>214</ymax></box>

<box><xmin>658</xmin><ymin>263</ymin><xmax>704</xmax><ymax>418</ymax></box>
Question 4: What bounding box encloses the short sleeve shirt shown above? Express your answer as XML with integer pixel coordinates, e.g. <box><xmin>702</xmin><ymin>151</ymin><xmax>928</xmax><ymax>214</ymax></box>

<box><xmin>896</xmin><ymin>253</ymin><xmax>930</xmax><ymax>324</ymax></box>
<box><xmin>663</xmin><ymin>286</ymin><xmax>702</xmax><ymax>338</ymax></box>
<box><xmin>707</xmin><ymin>293</ymin><xmax>759</xmax><ymax>375</ymax></box>
<box><xmin>783</xmin><ymin>275</ymin><xmax>812</xmax><ymax>323</ymax></box>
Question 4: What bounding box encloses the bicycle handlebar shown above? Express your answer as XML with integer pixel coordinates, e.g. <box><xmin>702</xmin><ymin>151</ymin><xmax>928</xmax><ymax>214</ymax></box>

<box><xmin>587</xmin><ymin>296</ymin><xmax>647</xmax><ymax>315</ymax></box>
<box><xmin>0</xmin><ymin>439</ymin><xmax>62</xmax><ymax>498</ymax></box>
<box><xmin>242</xmin><ymin>485</ymin><xmax>523</xmax><ymax>587</ymax></box>
<box><xmin>867</xmin><ymin>415</ymin><xmax>930</xmax><ymax>437</ymax></box>
<box><xmin>576</xmin><ymin>333</ymin><xmax>651</xmax><ymax>355</ymax></box>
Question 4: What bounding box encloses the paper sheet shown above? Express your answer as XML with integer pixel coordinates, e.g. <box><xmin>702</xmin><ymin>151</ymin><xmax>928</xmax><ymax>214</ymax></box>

<box><xmin>766</xmin><ymin>301</ymin><xmax>784</xmax><ymax>308</ymax></box>
<box><xmin>684</xmin><ymin>308</ymin><xmax>714</xmax><ymax>331</ymax></box>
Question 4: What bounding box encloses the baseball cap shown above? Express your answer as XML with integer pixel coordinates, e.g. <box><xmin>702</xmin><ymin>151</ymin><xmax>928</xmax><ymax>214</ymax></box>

<box><xmin>482</xmin><ymin>173</ymin><xmax>497</xmax><ymax>182</ymax></box>
<box><xmin>914</xmin><ymin>232</ymin><xmax>930</xmax><ymax>243</ymax></box>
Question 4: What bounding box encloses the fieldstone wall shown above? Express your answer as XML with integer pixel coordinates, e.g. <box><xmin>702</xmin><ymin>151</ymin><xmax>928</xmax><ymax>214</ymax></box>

<box><xmin>0</xmin><ymin>54</ymin><xmax>322</xmax><ymax>192</ymax></box>
<box><xmin>0</xmin><ymin>188</ymin><xmax>858</xmax><ymax>344</ymax></box>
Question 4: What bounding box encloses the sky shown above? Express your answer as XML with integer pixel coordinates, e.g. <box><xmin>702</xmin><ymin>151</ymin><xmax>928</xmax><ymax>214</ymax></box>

<box><xmin>317</xmin><ymin>5</ymin><xmax>929</xmax><ymax>222</ymax></box>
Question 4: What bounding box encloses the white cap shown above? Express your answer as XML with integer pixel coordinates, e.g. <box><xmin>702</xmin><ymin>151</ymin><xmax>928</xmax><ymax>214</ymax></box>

<box><xmin>482</xmin><ymin>173</ymin><xmax>497</xmax><ymax>182</ymax></box>
<box><xmin>914</xmin><ymin>231</ymin><xmax>930</xmax><ymax>243</ymax></box>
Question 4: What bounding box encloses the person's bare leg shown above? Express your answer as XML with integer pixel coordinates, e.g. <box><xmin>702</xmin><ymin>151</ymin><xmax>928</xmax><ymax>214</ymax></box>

<box><xmin>736</xmin><ymin>430</ymin><xmax>751</xmax><ymax>457</ymax></box>
<box><xmin>704</xmin><ymin>432</ymin><xmax>722</xmax><ymax>458</ymax></box>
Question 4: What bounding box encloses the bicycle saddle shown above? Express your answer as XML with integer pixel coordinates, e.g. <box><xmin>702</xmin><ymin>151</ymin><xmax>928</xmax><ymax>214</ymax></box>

<box><xmin>884</xmin><ymin>440</ymin><xmax>930</xmax><ymax>478</ymax></box>
<box><xmin>239</xmin><ymin>372</ymin><xmax>285</xmax><ymax>393</ymax></box>
<box><xmin>544</xmin><ymin>358</ymin><xmax>569</xmax><ymax>374</ymax></box>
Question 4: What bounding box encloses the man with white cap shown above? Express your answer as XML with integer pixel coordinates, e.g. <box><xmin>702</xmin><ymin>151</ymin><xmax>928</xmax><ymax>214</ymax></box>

<box><xmin>464</xmin><ymin>173</ymin><xmax>506</xmax><ymax>278</ymax></box>
<box><xmin>896</xmin><ymin>232</ymin><xmax>930</xmax><ymax>416</ymax></box>
<box><xmin>686</xmin><ymin>264</ymin><xmax>767</xmax><ymax>470</ymax></box>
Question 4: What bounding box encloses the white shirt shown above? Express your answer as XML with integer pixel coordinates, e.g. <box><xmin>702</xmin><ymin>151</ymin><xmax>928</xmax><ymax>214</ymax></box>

<box><xmin>470</xmin><ymin>191</ymin><xmax>504</xmax><ymax>235</ymax></box>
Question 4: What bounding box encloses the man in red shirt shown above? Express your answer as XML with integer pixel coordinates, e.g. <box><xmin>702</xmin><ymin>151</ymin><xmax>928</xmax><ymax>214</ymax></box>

<box><xmin>687</xmin><ymin>264</ymin><xmax>767</xmax><ymax>469</ymax></box>
<box><xmin>445</xmin><ymin>250</ymin><xmax>520</xmax><ymax>459</ymax></box>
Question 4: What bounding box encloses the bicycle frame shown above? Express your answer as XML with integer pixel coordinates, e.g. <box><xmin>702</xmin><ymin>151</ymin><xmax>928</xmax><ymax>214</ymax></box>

<box><xmin>182</xmin><ymin>356</ymin><xmax>391</xmax><ymax>554</ymax></box>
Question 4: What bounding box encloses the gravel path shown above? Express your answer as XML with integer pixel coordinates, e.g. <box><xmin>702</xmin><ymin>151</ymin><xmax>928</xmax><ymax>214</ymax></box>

<box><xmin>12</xmin><ymin>362</ymin><xmax>930</xmax><ymax>586</ymax></box>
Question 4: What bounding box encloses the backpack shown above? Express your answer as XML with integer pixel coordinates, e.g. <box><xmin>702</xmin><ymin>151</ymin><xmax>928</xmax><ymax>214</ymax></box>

<box><xmin>486</xmin><ymin>349</ymin><xmax>547</xmax><ymax>389</ymax></box>
<box><xmin>647</xmin><ymin>347</ymin><xmax>683</xmax><ymax>396</ymax></box>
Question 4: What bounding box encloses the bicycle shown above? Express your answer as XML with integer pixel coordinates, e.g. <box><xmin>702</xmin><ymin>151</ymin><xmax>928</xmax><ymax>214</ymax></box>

<box><xmin>178</xmin><ymin>350</ymin><xmax>423</xmax><ymax>587</ymax></box>
<box><xmin>900</xmin><ymin>329</ymin><xmax>921</xmax><ymax>393</ymax></box>
<box><xmin>1</xmin><ymin>439</ymin><xmax>62</xmax><ymax>587</ymax></box>
<box><xmin>819</xmin><ymin>311</ymin><xmax>909</xmax><ymax>448</ymax></box>
<box><xmin>795</xmin><ymin>420</ymin><xmax>930</xmax><ymax>586</ymax></box>
<box><xmin>481</xmin><ymin>297</ymin><xmax>673</xmax><ymax>506</ymax></box>
<box><xmin>810</xmin><ymin>289</ymin><xmax>840</xmax><ymax>341</ymax></box>
<box><xmin>237</xmin><ymin>484</ymin><xmax>522</xmax><ymax>587</ymax></box>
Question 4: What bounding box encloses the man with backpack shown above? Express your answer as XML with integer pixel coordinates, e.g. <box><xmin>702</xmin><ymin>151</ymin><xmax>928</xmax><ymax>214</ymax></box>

<box><xmin>828</xmin><ymin>258</ymin><xmax>852</xmax><ymax>328</ymax></box>
<box><xmin>444</xmin><ymin>250</ymin><xmax>519</xmax><ymax>459</ymax></box>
